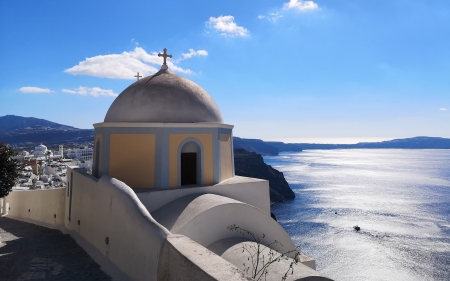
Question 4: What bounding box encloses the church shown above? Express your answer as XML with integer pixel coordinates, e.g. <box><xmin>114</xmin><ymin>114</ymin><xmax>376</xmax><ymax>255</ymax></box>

<box><xmin>2</xmin><ymin>49</ymin><xmax>331</xmax><ymax>281</ymax></box>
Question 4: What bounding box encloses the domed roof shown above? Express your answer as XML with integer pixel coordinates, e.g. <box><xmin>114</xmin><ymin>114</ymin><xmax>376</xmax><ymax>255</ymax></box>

<box><xmin>104</xmin><ymin>69</ymin><xmax>223</xmax><ymax>123</ymax></box>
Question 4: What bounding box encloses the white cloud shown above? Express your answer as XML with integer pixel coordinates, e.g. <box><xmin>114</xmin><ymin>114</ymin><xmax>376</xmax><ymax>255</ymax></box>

<box><xmin>19</xmin><ymin>87</ymin><xmax>53</xmax><ymax>94</ymax></box>
<box><xmin>283</xmin><ymin>0</ymin><xmax>319</xmax><ymax>12</ymax></box>
<box><xmin>62</xmin><ymin>86</ymin><xmax>118</xmax><ymax>97</ymax></box>
<box><xmin>65</xmin><ymin>47</ymin><xmax>195</xmax><ymax>80</ymax></box>
<box><xmin>181</xmin><ymin>49</ymin><xmax>208</xmax><ymax>60</ymax></box>
<box><xmin>207</xmin><ymin>15</ymin><xmax>249</xmax><ymax>37</ymax></box>
<box><xmin>269</xmin><ymin>12</ymin><xmax>283</xmax><ymax>22</ymax></box>
<box><xmin>440</xmin><ymin>108</ymin><xmax>447</xmax><ymax>111</ymax></box>
<box><xmin>258</xmin><ymin>12</ymin><xmax>284</xmax><ymax>23</ymax></box>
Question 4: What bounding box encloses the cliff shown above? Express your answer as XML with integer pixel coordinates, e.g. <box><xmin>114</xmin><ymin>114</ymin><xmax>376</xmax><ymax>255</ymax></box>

<box><xmin>233</xmin><ymin>148</ymin><xmax>295</xmax><ymax>204</ymax></box>
<box><xmin>233</xmin><ymin>137</ymin><xmax>279</xmax><ymax>156</ymax></box>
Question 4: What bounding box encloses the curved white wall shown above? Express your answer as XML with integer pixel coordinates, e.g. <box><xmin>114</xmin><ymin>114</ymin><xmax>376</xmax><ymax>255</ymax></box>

<box><xmin>66</xmin><ymin>169</ymin><xmax>171</xmax><ymax>281</ymax></box>
<box><xmin>2</xmin><ymin>169</ymin><xmax>327</xmax><ymax>281</ymax></box>
<box><xmin>152</xmin><ymin>193</ymin><xmax>296</xmax><ymax>258</ymax></box>
<box><xmin>158</xmin><ymin>235</ymin><xmax>251</xmax><ymax>281</ymax></box>
<box><xmin>138</xmin><ymin>176</ymin><xmax>270</xmax><ymax>214</ymax></box>
<box><xmin>220</xmin><ymin>241</ymin><xmax>332</xmax><ymax>281</ymax></box>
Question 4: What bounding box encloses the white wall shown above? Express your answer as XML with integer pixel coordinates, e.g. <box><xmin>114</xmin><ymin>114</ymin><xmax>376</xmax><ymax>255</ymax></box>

<box><xmin>219</xmin><ymin>241</ymin><xmax>332</xmax><ymax>281</ymax></box>
<box><xmin>137</xmin><ymin>176</ymin><xmax>271</xmax><ymax>214</ymax></box>
<box><xmin>2</xmin><ymin>169</ymin><xmax>328</xmax><ymax>281</ymax></box>
<box><xmin>151</xmin><ymin>193</ymin><xmax>297</xmax><ymax>259</ymax></box>
<box><xmin>65</xmin><ymin>168</ymin><xmax>171</xmax><ymax>281</ymax></box>
<box><xmin>47</xmin><ymin>165</ymin><xmax>64</xmax><ymax>182</ymax></box>
<box><xmin>3</xmin><ymin>188</ymin><xmax>66</xmax><ymax>227</ymax></box>
<box><xmin>157</xmin><ymin>235</ymin><xmax>251</xmax><ymax>281</ymax></box>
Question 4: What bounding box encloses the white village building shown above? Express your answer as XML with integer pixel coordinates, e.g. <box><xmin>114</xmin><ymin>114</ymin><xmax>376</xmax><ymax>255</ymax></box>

<box><xmin>65</xmin><ymin>146</ymin><xmax>93</xmax><ymax>161</ymax></box>
<box><xmin>2</xmin><ymin>51</ymin><xmax>331</xmax><ymax>281</ymax></box>
<box><xmin>30</xmin><ymin>144</ymin><xmax>51</xmax><ymax>158</ymax></box>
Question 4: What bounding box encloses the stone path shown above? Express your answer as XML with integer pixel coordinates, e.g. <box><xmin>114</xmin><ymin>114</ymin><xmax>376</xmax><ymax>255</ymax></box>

<box><xmin>0</xmin><ymin>217</ymin><xmax>111</xmax><ymax>281</ymax></box>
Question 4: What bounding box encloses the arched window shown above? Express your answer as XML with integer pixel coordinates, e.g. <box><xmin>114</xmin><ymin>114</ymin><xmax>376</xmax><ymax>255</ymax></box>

<box><xmin>178</xmin><ymin>139</ymin><xmax>203</xmax><ymax>186</ymax></box>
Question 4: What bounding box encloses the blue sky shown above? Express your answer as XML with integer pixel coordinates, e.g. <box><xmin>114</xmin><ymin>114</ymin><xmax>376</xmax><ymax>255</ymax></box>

<box><xmin>1</xmin><ymin>0</ymin><xmax>449</xmax><ymax>143</ymax></box>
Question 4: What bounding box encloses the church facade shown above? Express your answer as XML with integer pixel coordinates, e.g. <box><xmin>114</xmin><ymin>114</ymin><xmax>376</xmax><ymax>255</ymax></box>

<box><xmin>2</xmin><ymin>51</ymin><xmax>331</xmax><ymax>281</ymax></box>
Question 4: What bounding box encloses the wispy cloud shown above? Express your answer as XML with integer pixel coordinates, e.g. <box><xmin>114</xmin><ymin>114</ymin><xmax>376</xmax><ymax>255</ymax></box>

<box><xmin>19</xmin><ymin>87</ymin><xmax>53</xmax><ymax>94</ymax></box>
<box><xmin>207</xmin><ymin>15</ymin><xmax>249</xmax><ymax>37</ymax></box>
<box><xmin>65</xmin><ymin>47</ymin><xmax>198</xmax><ymax>79</ymax></box>
<box><xmin>259</xmin><ymin>1</ymin><xmax>315</xmax><ymax>24</ymax></box>
<box><xmin>172</xmin><ymin>49</ymin><xmax>208</xmax><ymax>63</ymax></box>
<box><xmin>440</xmin><ymin>108</ymin><xmax>447</xmax><ymax>111</ymax></box>
<box><xmin>258</xmin><ymin>12</ymin><xmax>284</xmax><ymax>23</ymax></box>
<box><xmin>130</xmin><ymin>38</ymin><xmax>139</xmax><ymax>46</ymax></box>
<box><xmin>62</xmin><ymin>86</ymin><xmax>118</xmax><ymax>97</ymax></box>
<box><xmin>283</xmin><ymin>0</ymin><xmax>319</xmax><ymax>12</ymax></box>
<box><xmin>181</xmin><ymin>49</ymin><xmax>208</xmax><ymax>60</ymax></box>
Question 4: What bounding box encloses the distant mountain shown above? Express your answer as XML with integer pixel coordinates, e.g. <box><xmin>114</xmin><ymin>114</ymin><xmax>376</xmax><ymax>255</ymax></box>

<box><xmin>233</xmin><ymin>137</ymin><xmax>279</xmax><ymax>156</ymax></box>
<box><xmin>0</xmin><ymin>115</ymin><xmax>93</xmax><ymax>150</ymax></box>
<box><xmin>234</xmin><ymin>136</ymin><xmax>450</xmax><ymax>156</ymax></box>
<box><xmin>0</xmin><ymin>115</ymin><xmax>76</xmax><ymax>133</ymax></box>
<box><xmin>267</xmin><ymin>136</ymin><xmax>450</xmax><ymax>151</ymax></box>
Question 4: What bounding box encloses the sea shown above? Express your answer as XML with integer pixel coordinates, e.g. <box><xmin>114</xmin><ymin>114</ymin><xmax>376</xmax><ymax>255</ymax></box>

<box><xmin>264</xmin><ymin>149</ymin><xmax>450</xmax><ymax>281</ymax></box>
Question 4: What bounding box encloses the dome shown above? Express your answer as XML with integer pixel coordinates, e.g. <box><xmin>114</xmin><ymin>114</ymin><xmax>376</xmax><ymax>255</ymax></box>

<box><xmin>35</xmin><ymin>144</ymin><xmax>47</xmax><ymax>151</ymax></box>
<box><xmin>104</xmin><ymin>69</ymin><xmax>223</xmax><ymax>123</ymax></box>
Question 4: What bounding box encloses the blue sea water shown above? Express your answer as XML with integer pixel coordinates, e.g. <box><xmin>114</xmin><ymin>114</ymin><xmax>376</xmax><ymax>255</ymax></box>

<box><xmin>264</xmin><ymin>149</ymin><xmax>450</xmax><ymax>281</ymax></box>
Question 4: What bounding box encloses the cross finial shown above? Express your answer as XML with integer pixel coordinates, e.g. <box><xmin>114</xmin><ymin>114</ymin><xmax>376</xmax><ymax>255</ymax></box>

<box><xmin>158</xmin><ymin>48</ymin><xmax>172</xmax><ymax>66</ymax></box>
<box><xmin>134</xmin><ymin>72</ymin><xmax>142</xmax><ymax>81</ymax></box>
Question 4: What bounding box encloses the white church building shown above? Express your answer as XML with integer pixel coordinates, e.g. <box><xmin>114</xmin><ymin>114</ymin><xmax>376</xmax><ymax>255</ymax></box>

<box><xmin>2</xmin><ymin>51</ymin><xmax>331</xmax><ymax>281</ymax></box>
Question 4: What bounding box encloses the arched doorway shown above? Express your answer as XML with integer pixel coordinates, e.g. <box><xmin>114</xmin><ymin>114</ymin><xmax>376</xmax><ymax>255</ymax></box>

<box><xmin>179</xmin><ymin>140</ymin><xmax>202</xmax><ymax>186</ymax></box>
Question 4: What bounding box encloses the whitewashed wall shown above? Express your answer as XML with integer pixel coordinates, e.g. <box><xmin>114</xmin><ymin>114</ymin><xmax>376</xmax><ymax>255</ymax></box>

<box><xmin>137</xmin><ymin>176</ymin><xmax>271</xmax><ymax>214</ymax></box>
<box><xmin>1</xmin><ymin>169</ymin><xmax>328</xmax><ymax>281</ymax></box>
<box><xmin>65</xmin><ymin>169</ymin><xmax>170</xmax><ymax>281</ymax></box>
<box><xmin>4</xmin><ymin>188</ymin><xmax>66</xmax><ymax>227</ymax></box>
<box><xmin>157</xmin><ymin>235</ymin><xmax>251</xmax><ymax>281</ymax></box>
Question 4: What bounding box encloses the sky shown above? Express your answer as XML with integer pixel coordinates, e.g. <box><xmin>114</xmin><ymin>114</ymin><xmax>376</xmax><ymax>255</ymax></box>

<box><xmin>0</xmin><ymin>0</ymin><xmax>449</xmax><ymax>144</ymax></box>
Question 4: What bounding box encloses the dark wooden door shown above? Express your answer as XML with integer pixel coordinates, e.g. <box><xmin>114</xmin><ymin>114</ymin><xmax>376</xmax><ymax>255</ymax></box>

<box><xmin>181</xmin><ymin>153</ymin><xmax>197</xmax><ymax>185</ymax></box>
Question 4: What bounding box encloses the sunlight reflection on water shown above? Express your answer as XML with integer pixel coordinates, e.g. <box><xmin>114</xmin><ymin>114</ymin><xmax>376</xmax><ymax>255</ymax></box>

<box><xmin>266</xmin><ymin>149</ymin><xmax>450</xmax><ymax>281</ymax></box>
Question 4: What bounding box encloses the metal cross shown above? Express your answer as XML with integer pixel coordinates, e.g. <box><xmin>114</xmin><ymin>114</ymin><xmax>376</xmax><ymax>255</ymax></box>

<box><xmin>134</xmin><ymin>72</ymin><xmax>142</xmax><ymax>81</ymax></box>
<box><xmin>158</xmin><ymin>48</ymin><xmax>172</xmax><ymax>65</ymax></box>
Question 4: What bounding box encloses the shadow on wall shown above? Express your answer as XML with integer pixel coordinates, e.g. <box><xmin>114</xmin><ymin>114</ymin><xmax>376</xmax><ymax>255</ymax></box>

<box><xmin>0</xmin><ymin>217</ymin><xmax>111</xmax><ymax>280</ymax></box>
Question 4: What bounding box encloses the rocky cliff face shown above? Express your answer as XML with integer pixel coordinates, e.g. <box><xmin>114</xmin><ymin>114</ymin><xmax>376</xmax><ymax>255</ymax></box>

<box><xmin>233</xmin><ymin>149</ymin><xmax>295</xmax><ymax>204</ymax></box>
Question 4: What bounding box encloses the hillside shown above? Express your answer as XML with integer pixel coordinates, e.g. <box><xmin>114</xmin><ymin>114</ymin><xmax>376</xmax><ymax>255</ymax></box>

<box><xmin>268</xmin><ymin>136</ymin><xmax>450</xmax><ymax>151</ymax></box>
<box><xmin>0</xmin><ymin>115</ymin><xmax>75</xmax><ymax>133</ymax></box>
<box><xmin>0</xmin><ymin>115</ymin><xmax>93</xmax><ymax>150</ymax></box>
<box><xmin>233</xmin><ymin>137</ymin><xmax>279</xmax><ymax>156</ymax></box>
<box><xmin>233</xmin><ymin>136</ymin><xmax>450</xmax><ymax>155</ymax></box>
